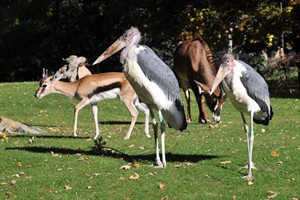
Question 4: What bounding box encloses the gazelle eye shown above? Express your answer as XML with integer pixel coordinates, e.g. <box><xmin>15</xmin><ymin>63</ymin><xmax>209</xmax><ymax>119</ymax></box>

<box><xmin>42</xmin><ymin>84</ymin><xmax>47</xmax><ymax>88</ymax></box>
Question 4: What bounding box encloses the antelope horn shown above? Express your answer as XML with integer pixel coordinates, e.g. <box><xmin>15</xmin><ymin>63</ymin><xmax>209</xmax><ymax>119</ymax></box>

<box><xmin>42</xmin><ymin>68</ymin><xmax>48</xmax><ymax>79</ymax></box>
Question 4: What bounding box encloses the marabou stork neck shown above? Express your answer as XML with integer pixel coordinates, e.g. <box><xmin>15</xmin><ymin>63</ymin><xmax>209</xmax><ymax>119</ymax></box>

<box><xmin>211</xmin><ymin>53</ymin><xmax>273</xmax><ymax>181</ymax></box>
<box><xmin>93</xmin><ymin>27</ymin><xmax>187</xmax><ymax>168</ymax></box>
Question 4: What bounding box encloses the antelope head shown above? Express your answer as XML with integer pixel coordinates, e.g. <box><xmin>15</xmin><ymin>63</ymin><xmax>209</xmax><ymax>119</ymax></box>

<box><xmin>35</xmin><ymin>68</ymin><xmax>60</xmax><ymax>99</ymax></box>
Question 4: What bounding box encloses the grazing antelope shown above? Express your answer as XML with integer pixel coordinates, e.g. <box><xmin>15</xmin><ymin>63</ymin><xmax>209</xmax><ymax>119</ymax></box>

<box><xmin>173</xmin><ymin>38</ymin><xmax>226</xmax><ymax>124</ymax></box>
<box><xmin>35</xmin><ymin>69</ymin><xmax>150</xmax><ymax>140</ymax></box>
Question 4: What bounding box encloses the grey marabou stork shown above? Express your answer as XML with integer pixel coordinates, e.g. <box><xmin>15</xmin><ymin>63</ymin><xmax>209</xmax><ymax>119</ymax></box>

<box><xmin>93</xmin><ymin>27</ymin><xmax>187</xmax><ymax>168</ymax></box>
<box><xmin>210</xmin><ymin>53</ymin><xmax>273</xmax><ymax>180</ymax></box>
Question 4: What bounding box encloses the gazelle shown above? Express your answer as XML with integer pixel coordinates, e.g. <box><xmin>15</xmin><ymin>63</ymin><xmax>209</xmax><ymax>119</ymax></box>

<box><xmin>35</xmin><ymin>69</ymin><xmax>150</xmax><ymax>140</ymax></box>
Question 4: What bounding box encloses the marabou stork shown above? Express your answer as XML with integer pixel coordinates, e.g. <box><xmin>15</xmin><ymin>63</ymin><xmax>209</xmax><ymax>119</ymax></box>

<box><xmin>93</xmin><ymin>27</ymin><xmax>187</xmax><ymax>168</ymax></box>
<box><xmin>210</xmin><ymin>53</ymin><xmax>273</xmax><ymax>180</ymax></box>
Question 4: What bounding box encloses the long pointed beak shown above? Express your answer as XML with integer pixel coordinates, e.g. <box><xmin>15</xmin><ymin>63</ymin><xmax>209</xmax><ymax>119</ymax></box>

<box><xmin>93</xmin><ymin>38</ymin><xmax>126</xmax><ymax>65</ymax></box>
<box><xmin>210</xmin><ymin>64</ymin><xmax>230</xmax><ymax>95</ymax></box>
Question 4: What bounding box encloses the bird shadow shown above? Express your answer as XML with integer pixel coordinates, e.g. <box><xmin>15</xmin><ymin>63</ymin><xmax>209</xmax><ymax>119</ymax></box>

<box><xmin>5</xmin><ymin>145</ymin><xmax>220</xmax><ymax>164</ymax></box>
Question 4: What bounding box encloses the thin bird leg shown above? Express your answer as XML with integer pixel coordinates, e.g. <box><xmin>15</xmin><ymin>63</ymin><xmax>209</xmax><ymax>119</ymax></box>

<box><xmin>149</xmin><ymin>108</ymin><xmax>163</xmax><ymax>168</ymax></box>
<box><xmin>91</xmin><ymin>104</ymin><xmax>100</xmax><ymax>140</ymax></box>
<box><xmin>241</xmin><ymin>112</ymin><xmax>257</xmax><ymax>180</ymax></box>
<box><xmin>248</xmin><ymin>111</ymin><xmax>258</xmax><ymax>177</ymax></box>
<box><xmin>158</xmin><ymin>110</ymin><xmax>166</xmax><ymax>168</ymax></box>
<box><xmin>240</xmin><ymin>112</ymin><xmax>250</xmax><ymax>170</ymax></box>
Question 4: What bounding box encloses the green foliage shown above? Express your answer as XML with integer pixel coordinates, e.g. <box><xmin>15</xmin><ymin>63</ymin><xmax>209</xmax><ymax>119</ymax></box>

<box><xmin>0</xmin><ymin>82</ymin><xmax>300</xmax><ymax>199</ymax></box>
<box><xmin>0</xmin><ymin>1</ymin><xmax>299</xmax><ymax>82</ymax></box>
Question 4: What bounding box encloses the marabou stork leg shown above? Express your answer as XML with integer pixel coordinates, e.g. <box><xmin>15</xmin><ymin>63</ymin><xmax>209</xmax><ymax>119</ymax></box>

<box><xmin>240</xmin><ymin>112</ymin><xmax>257</xmax><ymax>180</ymax></box>
<box><xmin>150</xmin><ymin>108</ymin><xmax>163</xmax><ymax>168</ymax></box>
<box><xmin>158</xmin><ymin>110</ymin><xmax>166</xmax><ymax>168</ymax></box>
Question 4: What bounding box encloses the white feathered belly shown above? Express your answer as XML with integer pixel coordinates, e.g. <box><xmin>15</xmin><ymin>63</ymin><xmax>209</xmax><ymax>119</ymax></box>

<box><xmin>223</xmin><ymin>81</ymin><xmax>261</xmax><ymax>115</ymax></box>
<box><xmin>124</xmin><ymin>61</ymin><xmax>173</xmax><ymax>110</ymax></box>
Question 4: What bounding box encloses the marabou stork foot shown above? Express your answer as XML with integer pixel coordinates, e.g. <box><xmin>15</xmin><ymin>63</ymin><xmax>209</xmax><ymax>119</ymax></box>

<box><xmin>152</xmin><ymin>160</ymin><xmax>166</xmax><ymax>168</ymax></box>
<box><xmin>240</xmin><ymin>162</ymin><xmax>258</xmax><ymax>171</ymax></box>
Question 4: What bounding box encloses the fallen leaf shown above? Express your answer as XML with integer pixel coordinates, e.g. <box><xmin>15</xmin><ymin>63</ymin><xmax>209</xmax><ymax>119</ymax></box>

<box><xmin>119</xmin><ymin>177</ymin><xmax>125</xmax><ymax>180</ymax></box>
<box><xmin>5</xmin><ymin>191</ymin><xmax>12</xmax><ymax>196</ymax></box>
<box><xmin>247</xmin><ymin>180</ymin><xmax>254</xmax><ymax>186</ymax></box>
<box><xmin>18</xmin><ymin>172</ymin><xmax>25</xmax><ymax>176</ymax></box>
<box><xmin>267</xmin><ymin>190</ymin><xmax>279</xmax><ymax>199</ymax></box>
<box><xmin>138</xmin><ymin>146</ymin><xmax>145</xmax><ymax>150</ymax></box>
<box><xmin>1</xmin><ymin>182</ymin><xmax>7</xmax><ymax>185</ymax></box>
<box><xmin>13</xmin><ymin>174</ymin><xmax>21</xmax><ymax>178</ymax></box>
<box><xmin>159</xmin><ymin>183</ymin><xmax>165</xmax><ymax>190</ymax></box>
<box><xmin>133</xmin><ymin>163</ymin><xmax>140</xmax><ymax>169</ymax></box>
<box><xmin>64</xmin><ymin>185</ymin><xmax>72</xmax><ymax>190</ymax></box>
<box><xmin>17</xmin><ymin>162</ymin><xmax>22</xmax><ymax>167</ymax></box>
<box><xmin>208</xmin><ymin>124</ymin><xmax>215</xmax><ymax>128</ymax></box>
<box><xmin>120</xmin><ymin>164</ymin><xmax>131</xmax><ymax>170</ymax></box>
<box><xmin>270</xmin><ymin>151</ymin><xmax>279</xmax><ymax>157</ymax></box>
<box><xmin>219</xmin><ymin>160</ymin><xmax>232</xmax><ymax>164</ymax></box>
<box><xmin>128</xmin><ymin>144</ymin><xmax>135</xmax><ymax>148</ymax></box>
<box><xmin>51</xmin><ymin>151</ymin><xmax>59</xmax><ymax>157</ymax></box>
<box><xmin>10</xmin><ymin>180</ymin><xmax>17</xmax><ymax>186</ymax></box>
<box><xmin>174</xmin><ymin>164</ymin><xmax>182</xmax><ymax>168</ymax></box>
<box><xmin>129</xmin><ymin>173</ymin><xmax>139</xmax><ymax>180</ymax></box>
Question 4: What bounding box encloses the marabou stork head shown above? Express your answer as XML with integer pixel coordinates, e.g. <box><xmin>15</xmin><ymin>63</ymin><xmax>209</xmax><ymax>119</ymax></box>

<box><xmin>93</xmin><ymin>27</ymin><xmax>141</xmax><ymax>65</ymax></box>
<box><xmin>210</xmin><ymin>53</ymin><xmax>235</xmax><ymax>95</ymax></box>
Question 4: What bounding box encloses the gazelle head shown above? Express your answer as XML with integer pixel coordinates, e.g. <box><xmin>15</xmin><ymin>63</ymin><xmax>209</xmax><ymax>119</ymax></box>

<box><xmin>35</xmin><ymin>69</ymin><xmax>60</xmax><ymax>99</ymax></box>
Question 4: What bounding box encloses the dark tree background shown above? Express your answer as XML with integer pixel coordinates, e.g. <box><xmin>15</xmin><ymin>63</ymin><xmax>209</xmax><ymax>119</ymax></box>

<box><xmin>0</xmin><ymin>0</ymin><xmax>299</xmax><ymax>82</ymax></box>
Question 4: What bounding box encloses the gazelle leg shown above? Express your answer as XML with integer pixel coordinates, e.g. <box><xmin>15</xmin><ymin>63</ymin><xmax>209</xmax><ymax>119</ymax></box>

<box><xmin>134</xmin><ymin>99</ymin><xmax>150</xmax><ymax>138</ymax></box>
<box><xmin>184</xmin><ymin>89</ymin><xmax>192</xmax><ymax>123</ymax></box>
<box><xmin>122</xmin><ymin>99</ymin><xmax>138</xmax><ymax>140</ymax></box>
<box><xmin>73</xmin><ymin>98</ymin><xmax>89</xmax><ymax>138</ymax></box>
<box><xmin>91</xmin><ymin>104</ymin><xmax>100</xmax><ymax>140</ymax></box>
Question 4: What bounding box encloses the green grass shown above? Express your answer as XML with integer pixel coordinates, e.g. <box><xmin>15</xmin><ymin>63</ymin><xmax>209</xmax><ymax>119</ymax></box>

<box><xmin>0</xmin><ymin>82</ymin><xmax>299</xmax><ymax>200</ymax></box>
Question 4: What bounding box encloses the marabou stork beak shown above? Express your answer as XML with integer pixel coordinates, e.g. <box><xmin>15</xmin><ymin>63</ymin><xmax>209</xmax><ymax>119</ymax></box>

<box><xmin>93</xmin><ymin>37</ymin><xmax>126</xmax><ymax>65</ymax></box>
<box><xmin>210</xmin><ymin>64</ymin><xmax>230</xmax><ymax>95</ymax></box>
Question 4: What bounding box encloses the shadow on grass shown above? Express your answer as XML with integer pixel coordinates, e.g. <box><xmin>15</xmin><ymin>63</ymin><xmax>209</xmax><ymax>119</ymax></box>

<box><xmin>5</xmin><ymin>145</ymin><xmax>220</xmax><ymax>164</ymax></box>
<box><xmin>98</xmin><ymin>120</ymin><xmax>144</xmax><ymax>125</ymax></box>
<box><xmin>11</xmin><ymin>134</ymin><xmax>90</xmax><ymax>139</ymax></box>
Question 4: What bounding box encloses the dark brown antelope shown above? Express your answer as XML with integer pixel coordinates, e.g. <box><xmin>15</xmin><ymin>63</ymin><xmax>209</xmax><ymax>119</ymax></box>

<box><xmin>173</xmin><ymin>37</ymin><xmax>226</xmax><ymax>123</ymax></box>
<box><xmin>35</xmin><ymin>69</ymin><xmax>150</xmax><ymax>140</ymax></box>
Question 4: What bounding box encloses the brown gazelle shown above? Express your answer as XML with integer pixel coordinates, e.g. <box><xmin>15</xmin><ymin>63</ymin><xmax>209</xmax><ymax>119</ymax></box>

<box><xmin>35</xmin><ymin>69</ymin><xmax>150</xmax><ymax>140</ymax></box>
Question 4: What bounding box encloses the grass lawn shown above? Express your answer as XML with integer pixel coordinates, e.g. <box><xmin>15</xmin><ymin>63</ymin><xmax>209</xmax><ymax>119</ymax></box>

<box><xmin>0</xmin><ymin>81</ymin><xmax>299</xmax><ymax>200</ymax></box>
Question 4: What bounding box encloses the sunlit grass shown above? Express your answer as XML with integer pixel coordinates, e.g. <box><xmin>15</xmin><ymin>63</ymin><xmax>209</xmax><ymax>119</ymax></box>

<box><xmin>0</xmin><ymin>82</ymin><xmax>299</xmax><ymax>199</ymax></box>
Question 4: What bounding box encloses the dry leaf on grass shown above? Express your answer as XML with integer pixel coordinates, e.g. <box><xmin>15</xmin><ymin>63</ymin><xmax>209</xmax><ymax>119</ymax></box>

<box><xmin>133</xmin><ymin>163</ymin><xmax>140</xmax><ymax>169</ymax></box>
<box><xmin>267</xmin><ymin>190</ymin><xmax>279</xmax><ymax>199</ymax></box>
<box><xmin>270</xmin><ymin>151</ymin><xmax>279</xmax><ymax>157</ymax></box>
<box><xmin>159</xmin><ymin>183</ymin><xmax>165</xmax><ymax>190</ymax></box>
<box><xmin>64</xmin><ymin>185</ymin><xmax>72</xmax><ymax>190</ymax></box>
<box><xmin>51</xmin><ymin>151</ymin><xmax>59</xmax><ymax>157</ymax></box>
<box><xmin>10</xmin><ymin>180</ymin><xmax>17</xmax><ymax>186</ymax></box>
<box><xmin>129</xmin><ymin>173</ymin><xmax>139</xmax><ymax>180</ymax></box>
<box><xmin>119</xmin><ymin>164</ymin><xmax>131</xmax><ymax>170</ymax></box>
<box><xmin>219</xmin><ymin>160</ymin><xmax>232</xmax><ymax>164</ymax></box>
<box><xmin>17</xmin><ymin>162</ymin><xmax>22</xmax><ymax>167</ymax></box>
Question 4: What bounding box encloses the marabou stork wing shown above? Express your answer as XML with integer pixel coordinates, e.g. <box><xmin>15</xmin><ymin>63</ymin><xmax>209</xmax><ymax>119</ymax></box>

<box><xmin>238</xmin><ymin>60</ymin><xmax>273</xmax><ymax>121</ymax></box>
<box><xmin>137</xmin><ymin>45</ymin><xmax>182</xmax><ymax>103</ymax></box>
